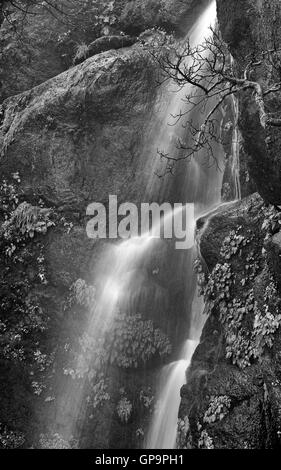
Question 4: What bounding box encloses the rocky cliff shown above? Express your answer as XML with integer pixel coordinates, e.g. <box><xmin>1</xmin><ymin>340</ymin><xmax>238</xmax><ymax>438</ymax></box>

<box><xmin>0</xmin><ymin>46</ymin><xmax>158</xmax><ymax>210</ymax></box>
<box><xmin>178</xmin><ymin>194</ymin><xmax>281</xmax><ymax>449</ymax></box>
<box><xmin>217</xmin><ymin>0</ymin><xmax>281</xmax><ymax>206</ymax></box>
<box><xmin>177</xmin><ymin>0</ymin><xmax>281</xmax><ymax>450</ymax></box>
<box><xmin>1</xmin><ymin>0</ymin><xmax>281</xmax><ymax>450</ymax></box>
<box><xmin>0</xmin><ymin>0</ymin><xmax>209</xmax><ymax>104</ymax></box>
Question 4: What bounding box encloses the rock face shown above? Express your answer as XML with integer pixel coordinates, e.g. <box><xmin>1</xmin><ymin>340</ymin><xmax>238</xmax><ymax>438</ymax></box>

<box><xmin>177</xmin><ymin>0</ymin><xmax>281</xmax><ymax>450</ymax></box>
<box><xmin>119</xmin><ymin>0</ymin><xmax>209</xmax><ymax>37</ymax></box>
<box><xmin>217</xmin><ymin>0</ymin><xmax>281</xmax><ymax>205</ymax></box>
<box><xmin>0</xmin><ymin>45</ymin><xmax>158</xmax><ymax>210</ymax></box>
<box><xmin>0</xmin><ymin>8</ymin><xmax>66</xmax><ymax>103</ymax></box>
<box><xmin>178</xmin><ymin>195</ymin><xmax>281</xmax><ymax>449</ymax></box>
<box><xmin>73</xmin><ymin>35</ymin><xmax>137</xmax><ymax>65</ymax></box>
<box><xmin>0</xmin><ymin>0</ymin><xmax>209</xmax><ymax>103</ymax></box>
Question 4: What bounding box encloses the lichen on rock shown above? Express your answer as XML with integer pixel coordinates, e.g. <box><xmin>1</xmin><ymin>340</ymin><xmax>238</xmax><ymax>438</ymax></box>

<box><xmin>179</xmin><ymin>194</ymin><xmax>281</xmax><ymax>449</ymax></box>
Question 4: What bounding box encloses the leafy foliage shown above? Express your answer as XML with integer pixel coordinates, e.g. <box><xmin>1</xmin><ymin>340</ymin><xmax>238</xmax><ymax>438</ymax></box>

<box><xmin>4</xmin><ymin>202</ymin><xmax>54</xmax><ymax>241</ymax></box>
<box><xmin>68</xmin><ymin>278</ymin><xmax>96</xmax><ymax>309</ymax></box>
<box><xmin>193</xmin><ymin>257</ymin><xmax>207</xmax><ymax>292</ymax></box>
<box><xmin>262</xmin><ymin>205</ymin><xmax>281</xmax><ymax>240</ymax></box>
<box><xmin>219</xmin><ymin>271</ymin><xmax>281</xmax><ymax>368</ymax></box>
<box><xmin>39</xmin><ymin>433</ymin><xmax>72</xmax><ymax>449</ymax></box>
<box><xmin>73</xmin><ymin>42</ymin><xmax>90</xmax><ymax>62</ymax></box>
<box><xmin>139</xmin><ymin>388</ymin><xmax>154</xmax><ymax>410</ymax></box>
<box><xmin>253</xmin><ymin>282</ymin><xmax>281</xmax><ymax>355</ymax></box>
<box><xmin>198</xmin><ymin>429</ymin><xmax>214</xmax><ymax>450</ymax></box>
<box><xmin>90</xmin><ymin>378</ymin><xmax>110</xmax><ymax>409</ymax></box>
<box><xmin>62</xmin><ymin>309</ymin><xmax>170</xmax><ymax>435</ymax></box>
<box><xmin>203</xmin><ymin>262</ymin><xmax>232</xmax><ymax>303</ymax></box>
<box><xmin>0</xmin><ymin>0</ymin><xmax>122</xmax><ymax>102</ymax></box>
<box><xmin>0</xmin><ymin>290</ymin><xmax>49</xmax><ymax>363</ymax></box>
<box><xmin>200</xmin><ymin>216</ymin><xmax>281</xmax><ymax>369</ymax></box>
<box><xmin>31</xmin><ymin>380</ymin><xmax>46</xmax><ymax>396</ymax></box>
<box><xmin>117</xmin><ymin>396</ymin><xmax>132</xmax><ymax>423</ymax></box>
<box><xmin>203</xmin><ymin>396</ymin><xmax>231</xmax><ymax>424</ymax></box>
<box><xmin>0</xmin><ymin>424</ymin><xmax>25</xmax><ymax>449</ymax></box>
<box><xmin>58</xmin><ymin>0</ymin><xmax>119</xmax><ymax>55</ymax></box>
<box><xmin>0</xmin><ymin>175</ymin><xmax>20</xmax><ymax>216</ymax></box>
<box><xmin>0</xmin><ymin>174</ymin><xmax>55</xmax><ymax>444</ymax></box>
<box><xmin>64</xmin><ymin>310</ymin><xmax>171</xmax><ymax>382</ymax></box>
<box><xmin>1</xmin><ymin>191</ymin><xmax>55</xmax><ymax>259</ymax></box>
<box><xmin>220</xmin><ymin>227</ymin><xmax>249</xmax><ymax>260</ymax></box>
<box><xmin>176</xmin><ymin>416</ymin><xmax>190</xmax><ymax>449</ymax></box>
<box><xmin>108</xmin><ymin>313</ymin><xmax>171</xmax><ymax>368</ymax></box>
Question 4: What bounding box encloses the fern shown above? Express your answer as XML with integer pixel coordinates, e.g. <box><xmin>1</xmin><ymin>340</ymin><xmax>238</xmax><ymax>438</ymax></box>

<box><xmin>73</xmin><ymin>43</ymin><xmax>90</xmax><ymax>63</ymax></box>
<box><xmin>5</xmin><ymin>202</ymin><xmax>54</xmax><ymax>239</ymax></box>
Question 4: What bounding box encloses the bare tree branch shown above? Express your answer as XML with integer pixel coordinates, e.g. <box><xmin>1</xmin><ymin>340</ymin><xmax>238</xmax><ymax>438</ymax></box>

<box><xmin>144</xmin><ymin>27</ymin><xmax>281</xmax><ymax>175</ymax></box>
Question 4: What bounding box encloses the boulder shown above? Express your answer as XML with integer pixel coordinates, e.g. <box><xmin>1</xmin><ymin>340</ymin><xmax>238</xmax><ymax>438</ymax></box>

<box><xmin>0</xmin><ymin>45</ymin><xmax>158</xmax><ymax>210</ymax></box>
<box><xmin>73</xmin><ymin>35</ymin><xmax>137</xmax><ymax>65</ymax></box>
<box><xmin>0</xmin><ymin>0</ymin><xmax>210</xmax><ymax>103</ymax></box>
<box><xmin>178</xmin><ymin>194</ymin><xmax>281</xmax><ymax>449</ymax></box>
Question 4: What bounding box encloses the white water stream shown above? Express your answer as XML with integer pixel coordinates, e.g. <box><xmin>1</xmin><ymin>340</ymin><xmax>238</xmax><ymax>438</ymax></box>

<box><xmin>51</xmin><ymin>0</ymin><xmax>241</xmax><ymax>449</ymax></box>
<box><xmin>145</xmin><ymin>1</ymin><xmax>240</xmax><ymax>449</ymax></box>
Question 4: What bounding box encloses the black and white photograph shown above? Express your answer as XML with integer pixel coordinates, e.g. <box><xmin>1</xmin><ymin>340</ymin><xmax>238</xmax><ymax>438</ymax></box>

<box><xmin>0</xmin><ymin>0</ymin><xmax>281</xmax><ymax>453</ymax></box>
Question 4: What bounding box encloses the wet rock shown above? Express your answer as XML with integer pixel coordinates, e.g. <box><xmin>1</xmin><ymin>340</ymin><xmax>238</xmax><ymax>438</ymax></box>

<box><xmin>0</xmin><ymin>45</ymin><xmax>158</xmax><ymax>210</ymax></box>
<box><xmin>119</xmin><ymin>0</ymin><xmax>209</xmax><ymax>37</ymax></box>
<box><xmin>45</xmin><ymin>226</ymin><xmax>95</xmax><ymax>288</ymax></box>
<box><xmin>178</xmin><ymin>195</ymin><xmax>281</xmax><ymax>449</ymax></box>
<box><xmin>217</xmin><ymin>0</ymin><xmax>281</xmax><ymax>205</ymax></box>
<box><xmin>0</xmin><ymin>0</ymin><xmax>210</xmax><ymax>103</ymax></box>
<box><xmin>266</xmin><ymin>231</ymin><xmax>281</xmax><ymax>292</ymax></box>
<box><xmin>73</xmin><ymin>35</ymin><xmax>137</xmax><ymax>65</ymax></box>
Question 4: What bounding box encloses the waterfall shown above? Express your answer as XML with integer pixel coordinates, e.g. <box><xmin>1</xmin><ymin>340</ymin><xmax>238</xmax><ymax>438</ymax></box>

<box><xmin>146</xmin><ymin>338</ymin><xmax>200</xmax><ymax>449</ymax></box>
<box><xmin>143</xmin><ymin>1</ymin><xmax>220</xmax><ymax>205</ymax></box>
<box><xmin>52</xmin><ymin>203</ymin><xmax>196</xmax><ymax>443</ymax></box>
<box><xmin>53</xmin><ymin>207</ymin><xmax>184</xmax><ymax>442</ymax></box>
<box><xmin>49</xmin><ymin>0</ymin><xmax>241</xmax><ymax>449</ymax></box>
<box><xmin>231</xmin><ymin>93</ymin><xmax>242</xmax><ymax>201</ymax></box>
<box><xmin>145</xmin><ymin>1</ymin><xmax>239</xmax><ymax>450</ymax></box>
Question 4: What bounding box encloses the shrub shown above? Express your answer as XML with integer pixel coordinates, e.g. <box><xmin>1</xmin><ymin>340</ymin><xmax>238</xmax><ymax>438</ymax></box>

<box><xmin>117</xmin><ymin>396</ymin><xmax>132</xmax><ymax>423</ymax></box>
<box><xmin>0</xmin><ymin>297</ymin><xmax>49</xmax><ymax>364</ymax></box>
<box><xmin>68</xmin><ymin>279</ymin><xmax>96</xmax><ymax>309</ymax></box>
<box><xmin>4</xmin><ymin>202</ymin><xmax>54</xmax><ymax>240</ymax></box>
<box><xmin>203</xmin><ymin>263</ymin><xmax>232</xmax><ymax>303</ymax></box>
<box><xmin>203</xmin><ymin>396</ymin><xmax>231</xmax><ymax>424</ymax></box>
<box><xmin>73</xmin><ymin>43</ymin><xmax>90</xmax><ymax>62</ymax></box>
<box><xmin>221</xmin><ymin>282</ymin><xmax>281</xmax><ymax>368</ymax></box>
<box><xmin>198</xmin><ymin>429</ymin><xmax>214</xmax><ymax>449</ymax></box>
<box><xmin>262</xmin><ymin>205</ymin><xmax>281</xmax><ymax>240</ymax></box>
<box><xmin>0</xmin><ymin>177</ymin><xmax>19</xmax><ymax>216</ymax></box>
<box><xmin>91</xmin><ymin>378</ymin><xmax>110</xmax><ymax>409</ymax></box>
<box><xmin>108</xmin><ymin>313</ymin><xmax>171</xmax><ymax>368</ymax></box>
<box><xmin>39</xmin><ymin>433</ymin><xmax>71</xmax><ymax>449</ymax></box>
<box><xmin>139</xmin><ymin>388</ymin><xmax>154</xmax><ymax>410</ymax></box>
<box><xmin>0</xmin><ymin>424</ymin><xmax>25</xmax><ymax>449</ymax></box>
<box><xmin>220</xmin><ymin>227</ymin><xmax>249</xmax><ymax>260</ymax></box>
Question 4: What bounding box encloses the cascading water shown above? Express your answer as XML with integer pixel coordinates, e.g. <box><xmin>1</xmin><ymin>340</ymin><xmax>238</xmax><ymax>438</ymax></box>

<box><xmin>52</xmin><ymin>203</ymin><xmax>195</xmax><ymax>444</ymax></box>
<box><xmin>229</xmin><ymin>55</ymin><xmax>242</xmax><ymax>202</ymax></box>
<box><xmin>145</xmin><ymin>1</ymin><xmax>241</xmax><ymax>450</ymax></box>
<box><xmin>231</xmin><ymin>94</ymin><xmax>242</xmax><ymax>201</ymax></box>
<box><xmin>49</xmin><ymin>0</ymin><xmax>240</xmax><ymax>449</ymax></box>
<box><xmin>146</xmin><ymin>339</ymin><xmax>199</xmax><ymax>449</ymax></box>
